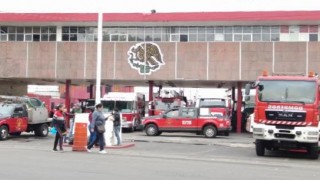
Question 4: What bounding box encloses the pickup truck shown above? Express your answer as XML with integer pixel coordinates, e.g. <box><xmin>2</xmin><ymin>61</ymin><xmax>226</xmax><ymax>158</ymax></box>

<box><xmin>0</xmin><ymin>97</ymin><xmax>51</xmax><ymax>140</ymax></box>
<box><xmin>143</xmin><ymin>107</ymin><xmax>231</xmax><ymax>138</ymax></box>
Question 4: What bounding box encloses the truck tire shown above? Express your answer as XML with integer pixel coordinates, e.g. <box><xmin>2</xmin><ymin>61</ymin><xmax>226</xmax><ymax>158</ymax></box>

<box><xmin>255</xmin><ymin>140</ymin><xmax>265</xmax><ymax>156</ymax></box>
<box><xmin>307</xmin><ymin>143</ymin><xmax>319</xmax><ymax>159</ymax></box>
<box><xmin>0</xmin><ymin>125</ymin><xmax>9</xmax><ymax>140</ymax></box>
<box><xmin>203</xmin><ymin>125</ymin><xmax>217</xmax><ymax>138</ymax></box>
<box><xmin>145</xmin><ymin>124</ymin><xmax>159</xmax><ymax>136</ymax></box>
<box><xmin>35</xmin><ymin>124</ymin><xmax>49</xmax><ymax>137</ymax></box>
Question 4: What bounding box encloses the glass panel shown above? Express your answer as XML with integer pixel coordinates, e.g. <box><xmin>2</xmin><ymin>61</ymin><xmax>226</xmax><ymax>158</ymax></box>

<box><xmin>145</xmin><ymin>34</ymin><xmax>153</xmax><ymax>41</ymax></box>
<box><xmin>262</xmin><ymin>33</ymin><xmax>270</xmax><ymax>41</ymax></box>
<box><xmin>62</xmin><ymin>34</ymin><xmax>69</xmax><ymax>41</ymax></box>
<box><xmin>215</xmin><ymin>26</ymin><xmax>224</xmax><ymax>33</ymax></box>
<box><xmin>0</xmin><ymin>34</ymin><xmax>8</xmax><ymax>41</ymax></box>
<box><xmin>234</xmin><ymin>34</ymin><xmax>242</xmax><ymax>41</ymax></box>
<box><xmin>198</xmin><ymin>27</ymin><xmax>205</xmax><ymax>33</ymax></box>
<box><xmin>77</xmin><ymin>34</ymin><xmax>86</xmax><ymax>41</ymax></box>
<box><xmin>33</xmin><ymin>27</ymin><xmax>40</xmax><ymax>33</ymax></box>
<box><xmin>171</xmin><ymin>27</ymin><xmax>179</xmax><ymax>33</ymax></box>
<box><xmin>170</xmin><ymin>34</ymin><xmax>179</xmax><ymax>41</ymax></box>
<box><xmin>271</xmin><ymin>26</ymin><xmax>280</xmax><ymax>33</ymax></box>
<box><xmin>8</xmin><ymin>27</ymin><xmax>16</xmax><ymax>33</ymax></box>
<box><xmin>103</xmin><ymin>34</ymin><xmax>110</xmax><ymax>41</ymax></box>
<box><xmin>271</xmin><ymin>34</ymin><xmax>280</xmax><ymax>41</ymax></box>
<box><xmin>128</xmin><ymin>34</ymin><xmax>136</xmax><ymax>41</ymax></box>
<box><xmin>206</xmin><ymin>34</ymin><xmax>214</xmax><ymax>41</ymax></box>
<box><xmin>243</xmin><ymin>34</ymin><xmax>251</xmax><ymax>41</ymax></box>
<box><xmin>41</xmin><ymin>27</ymin><xmax>49</xmax><ymax>33</ymax></box>
<box><xmin>49</xmin><ymin>27</ymin><xmax>56</xmax><ymax>33</ymax></box>
<box><xmin>17</xmin><ymin>27</ymin><xmax>24</xmax><ymax>33</ymax></box>
<box><xmin>198</xmin><ymin>34</ymin><xmax>205</xmax><ymax>41</ymax></box>
<box><xmin>215</xmin><ymin>33</ymin><xmax>224</xmax><ymax>41</ymax></box>
<box><xmin>144</xmin><ymin>27</ymin><xmax>152</xmax><ymax>33</ymax></box>
<box><xmin>234</xmin><ymin>26</ymin><xmax>242</xmax><ymax>33</ymax></box>
<box><xmin>262</xmin><ymin>26</ymin><xmax>270</xmax><ymax>33</ymax></box>
<box><xmin>111</xmin><ymin>34</ymin><xmax>119</xmax><ymax>41</ymax></box>
<box><xmin>41</xmin><ymin>34</ymin><xmax>48</xmax><ymax>41</ymax></box>
<box><xmin>0</xmin><ymin>27</ymin><xmax>8</xmax><ymax>33</ymax></box>
<box><xmin>78</xmin><ymin>27</ymin><xmax>85</xmax><ymax>33</ymax></box>
<box><xmin>189</xmin><ymin>27</ymin><xmax>198</xmax><ymax>33</ymax></box>
<box><xmin>70</xmin><ymin>27</ymin><xmax>77</xmax><ymax>33</ymax></box>
<box><xmin>118</xmin><ymin>28</ymin><xmax>127</xmax><ymax>34</ymax></box>
<box><xmin>180</xmin><ymin>27</ymin><xmax>188</xmax><ymax>33</ymax></box>
<box><xmin>153</xmin><ymin>33</ymin><xmax>161</xmax><ymax>41</ymax></box>
<box><xmin>9</xmin><ymin>34</ymin><xmax>16</xmax><ymax>41</ymax></box>
<box><xmin>161</xmin><ymin>33</ymin><xmax>169</xmax><ymax>41</ymax></box>
<box><xmin>252</xmin><ymin>26</ymin><xmax>262</xmax><ymax>33</ymax></box>
<box><xmin>189</xmin><ymin>34</ymin><xmax>197</xmax><ymax>41</ymax></box>
<box><xmin>62</xmin><ymin>27</ymin><xmax>69</xmax><ymax>33</ymax></box>
<box><xmin>16</xmin><ymin>34</ymin><xmax>24</xmax><ymax>41</ymax></box>
<box><xmin>243</xmin><ymin>26</ymin><xmax>252</xmax><ymax>33</ymax></box>
<box><xmin>33</xmin><ymin>34</ymin><xmax>40</xmax><ymax>41</ymax></box>
<box><xmin>253</xmin><ymin>34</ymin><xmax>261</xmax><ymax>41</ymax></box>
<box><xmin>137</xmin><ymin>33</ymin><xmax>144</xmax><ymax>41</ymax></box>
<box><xmin>86</xmin><ymin>34</ymin><xmax>94</xmax><ymax>41</ymax></box>
<box><xmin>86</xmin><ymin>27</ymin><xmax>94</xmax><ymax>34</ymax></box>
<box><xmin>25</xmin><ymin>27</ymin><xmax>32</xmax><ymax>33</ymax></box>
<box><xmin>309</xmin><ymin>34</ymin><xmax>318</xmax><ymax>41</ymax></box>
<box><xmin>119</xmin><ymin>35</ymin><xmax>127</xmax><ymax>41</ymax></box>
<box><xmin>25</xmin><ymin>34</ymin><xmax>32</xmax><ymax>41</ymax></box>
<box><xmin>128</xmin><ymin>28</ymin><xmax>137</xmax><ymax>34</ymax></box>
<box><xmin>180</xmin><ymin>34</ymin><xmax>188</xmax><ymax>42</ymax></box>
<box><xmin>49</xmin><ymin>34</ymin><xmax>56</xmax><ymax>41</ymax></box>
<box><xmin>153</xmin><ymin>27</ymin><xmax>162</xmax><ymax>34</ymax></box>
<box><xmin>289</xmin><ymin>25</ymin><xmax>299</xmax><ymax>33</ymax></box>
<box><xmin>225</xmin><ymin>26</ymin><xmax>233</xmax><ymax>33</ymax></box>
<box><xmin>224</xmin><ymin>34</ymin><xmax>232</xmax><ymax>41</ymax></box>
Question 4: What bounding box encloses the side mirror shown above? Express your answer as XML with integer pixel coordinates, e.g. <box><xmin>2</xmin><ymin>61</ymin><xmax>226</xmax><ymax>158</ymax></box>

<box><xmin>245</xmin><ymin>83</ymin><xmax>251</xmax><ymax>95</ymax></box>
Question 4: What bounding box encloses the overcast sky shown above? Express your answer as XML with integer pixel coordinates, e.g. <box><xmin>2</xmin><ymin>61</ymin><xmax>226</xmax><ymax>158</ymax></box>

<box><xmin>1</xmin><ymin>0</ymin><xmax>319</xmax><ymax>13</ymax></box>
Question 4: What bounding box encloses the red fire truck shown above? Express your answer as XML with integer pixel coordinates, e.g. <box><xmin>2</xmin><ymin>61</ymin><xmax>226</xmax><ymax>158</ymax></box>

<box><xmin>149</xmin><ymin>90</ymin><xmax>187</xmax><ymax>116</ymax></box>
<box><xmin>245</xmin><ymin>72</ymin><xmax>320</xmax><ymax>159</ymax></box>
<box><xmin>83</xmin><ymin>92</ymin><xmax>145</xmax><ymax>132</ymax></box>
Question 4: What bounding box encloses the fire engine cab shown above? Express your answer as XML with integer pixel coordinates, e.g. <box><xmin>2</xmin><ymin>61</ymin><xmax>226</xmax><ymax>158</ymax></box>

<box><xmin>245</xmin><ymin>71</ymin><xmax>320</xmax><ymax>159</ymax></box>
<box><xmin>83</xmin><ymin>92</ymin><xmax>145</xmax><ymax>132</ymax></box>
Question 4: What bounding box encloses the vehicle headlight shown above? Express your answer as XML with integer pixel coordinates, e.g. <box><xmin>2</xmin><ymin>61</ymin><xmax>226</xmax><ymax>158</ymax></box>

<box><xmin>307</xmin><ymin>131</ymin><xmax>318</xmax><ymax>136</ymax></box>
<box><xmin>253</xmin><ymin>128</ymin><xmax>264</xmax><ymax>133</ymax></box>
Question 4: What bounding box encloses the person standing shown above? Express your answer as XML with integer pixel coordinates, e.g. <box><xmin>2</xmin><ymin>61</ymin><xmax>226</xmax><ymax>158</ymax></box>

<box><xmin>52</xmin><ymin>104</ymin><xmax>67</xmax><ymax>152</ymax></box>
<box><xmin>87</xmin><ymin>107</ymin><xmax>96</xmax><ymax>146</ymax></box>
<box><xmin>113</xmin><ymin>108</ymin><xmax>121</xmax><ymax>146</ymax></box>
<box><xmin>87</xmin><ymin>103</ymin><xmax>107</xmax><ymax>154</ymax></box>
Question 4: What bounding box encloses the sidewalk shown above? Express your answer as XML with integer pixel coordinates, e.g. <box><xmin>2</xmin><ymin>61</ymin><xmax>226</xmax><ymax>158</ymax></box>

<box><xmin>122</xmin><ymin>132</ymin><xmax>255</xmax><ymax>148</ymax></box>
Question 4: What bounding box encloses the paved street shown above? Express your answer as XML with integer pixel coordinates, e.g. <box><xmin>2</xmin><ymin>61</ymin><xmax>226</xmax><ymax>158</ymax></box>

<box><xmin>0</xmin><ymin>132</ymin><xmax>320</xmax><ymax>180</ymax></box>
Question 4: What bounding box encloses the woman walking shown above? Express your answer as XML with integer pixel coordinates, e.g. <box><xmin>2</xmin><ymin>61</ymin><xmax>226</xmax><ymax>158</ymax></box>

<box><xmin>52</xmin><ymin>104</ymin><xmax>67</xmax><ymax>152</ymax></box>
<box><xmin>87</xmin><ymin>103</ymin><xmax>107</xmax><ymax>154</ymax></box>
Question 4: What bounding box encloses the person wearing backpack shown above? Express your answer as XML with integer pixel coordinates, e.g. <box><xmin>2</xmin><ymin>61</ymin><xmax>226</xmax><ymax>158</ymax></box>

<box><xmin>113</xmin><ymin>108</ymin><xmax>121</xmax><ymax>146</ymax></box>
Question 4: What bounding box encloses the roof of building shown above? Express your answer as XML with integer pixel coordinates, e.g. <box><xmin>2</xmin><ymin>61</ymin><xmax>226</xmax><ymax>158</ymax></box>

<box><xmin>0</xmin><ymin>11</ymin><xmax>320</xmax><ymax>23</ymax></box>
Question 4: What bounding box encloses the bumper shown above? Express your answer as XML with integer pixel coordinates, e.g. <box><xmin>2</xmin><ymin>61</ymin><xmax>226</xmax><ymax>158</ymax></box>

<box><xmin>217</xmin><ymin>127</ymin><xmax>230</xmax><ymax>132</ymax></box>
<box><xmin>121</xmin><ymin>121</ymin><xmax>133</xmax><ymax>129</ymax></box>
<box><xmin>253</xmin><ymin>123</ymin><xmax>319</xmax><ymax>143</ymax></box>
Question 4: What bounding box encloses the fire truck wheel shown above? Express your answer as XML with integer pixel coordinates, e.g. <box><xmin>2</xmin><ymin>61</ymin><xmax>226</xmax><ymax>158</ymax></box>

<box><xmin>0</xmin><ymin>125</ymin><xmax>9</xmax><ymax>140</ymax></box>
<box><xmin>203</xmin><ymin>125</ymin><xmax>217</xmax><ymax>138</ymax></box>
<box><xmin>35</xmin><ymin>124</ymin><xmax>49</xmax><ymax>137</ymax></box>
<box><xmin>255</xmin><ymin>140</ymin><xmax>265</xmax><ymax>156</ymax></box>
<box><xmin>145</xmin><ymin>124</ymin><xmax>159</xmax><ymax>136</ymax></box>
<box><xmin>307</xmin><ymin>143</ymin><xmax>319</xmax><ymax>159</ymax></box>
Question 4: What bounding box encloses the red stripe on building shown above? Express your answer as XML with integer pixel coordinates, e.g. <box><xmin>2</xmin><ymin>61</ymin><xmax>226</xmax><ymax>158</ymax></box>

<box><xmin>1</xmin><ymin>11</ymin><xmax>320</xmax><ymax>22</ymax></box>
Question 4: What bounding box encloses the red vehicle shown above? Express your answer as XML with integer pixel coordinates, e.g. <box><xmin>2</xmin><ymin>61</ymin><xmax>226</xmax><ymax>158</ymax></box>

<box><xmin>82</xmin><ymin>92</ymin><xmax>145</xmax><ymax>132</ymax></box>
<box><xmin>0</xmin><ymin>97</ymin><xmax>51</xmax><ymax>140</ymax></box>
<box><xmin>150</xmin><ymin>90</ymin><xmax>187</xmax><ymax>116</ymax></box>
<box><xmin>246</xmin><ymin>72</ymin><xmax>320</xmax><ymax>159</ymax></box>
<box><xmin>143</xmin><ymin>107</ymin><xmax>231</xmax><ymax>138</ymax></box>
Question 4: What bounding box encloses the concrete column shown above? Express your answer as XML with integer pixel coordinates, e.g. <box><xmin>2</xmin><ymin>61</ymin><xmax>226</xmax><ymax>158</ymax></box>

<box><xmin>236</xmin><ymin>82</ymin><xmax>242</xmax><ymax>134</ymax></box>
<box><xmin>65</xmin><ymin>80</ymin><xmax>71</xmax><ymax>128</ymax></box>
<box><xmin>148</xmin><ymin>81</ymin><xmax>154</xmax><ymax>116</ymax></box>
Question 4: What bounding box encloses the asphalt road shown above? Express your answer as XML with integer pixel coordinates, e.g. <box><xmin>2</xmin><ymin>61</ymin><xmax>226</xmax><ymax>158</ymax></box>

<box><xmin>0</xmin><ymin>133</ymin><xmax>320</xmax><ymax>180</ymax></box>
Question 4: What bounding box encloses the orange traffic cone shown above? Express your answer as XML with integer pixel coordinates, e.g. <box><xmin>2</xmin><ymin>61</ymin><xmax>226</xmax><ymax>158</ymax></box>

<box><xmin>72</xmin><ymin>123</ymin><xmax>87</xmax><ymax>151</ymax></box>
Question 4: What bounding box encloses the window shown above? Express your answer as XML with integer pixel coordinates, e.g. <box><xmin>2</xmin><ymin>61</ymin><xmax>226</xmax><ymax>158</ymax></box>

<box><xmin>166</xmin><ymin>109</ymin><xmax>179</xmax><ymax>118</ymax></box>
<box><xmin>309</xmin><ymin>34</ymin><xmax>318</xmax><ymax>41</ymax></box>
<box><xmin>181</xmin><ymin>108</ymin><xmax>196</xmax><ymax>118</ymax></box>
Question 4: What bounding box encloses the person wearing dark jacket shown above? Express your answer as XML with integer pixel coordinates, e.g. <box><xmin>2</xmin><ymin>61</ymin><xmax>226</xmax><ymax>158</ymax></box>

<box><xmin>87</xmin><ymin>103</ymin><xmax>107</xmax><ymax>154</ymax></box>
<box><xmin>52</xmin><ymin>104</ymin><xmax>67</xmax><ymax>152</ymax></box>
<box><xmin>113</xmin><ymin>108</ymin><xmax>121</xmax><ymax>146</ymax></box>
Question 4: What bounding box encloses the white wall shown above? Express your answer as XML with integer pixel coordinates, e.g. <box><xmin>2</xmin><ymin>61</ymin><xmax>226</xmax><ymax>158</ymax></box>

<box><xmin>0</xmin><ymin>0</ymin><xmax>319</xmax><ymax>13</ymax></box>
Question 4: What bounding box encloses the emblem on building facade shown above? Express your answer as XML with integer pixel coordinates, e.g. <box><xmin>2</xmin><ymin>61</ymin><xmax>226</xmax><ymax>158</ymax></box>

<box><xmin>128</xmin><ymin>42</ymin><xmax>165</xmax><ymax>75</ymax></box>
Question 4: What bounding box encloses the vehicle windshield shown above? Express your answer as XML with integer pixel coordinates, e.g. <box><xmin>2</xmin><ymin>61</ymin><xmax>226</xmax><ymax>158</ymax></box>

<box><xmin>85</xmin><ymin>100</ymin><xmax>133</xmax><ymax>113</ymax></box>
<box><xmin>0</xmin><ymin>104</ymin><xmax>14</xmax><ymax>116</ymax></box>
<box><xmin>258</xmin><ymin>80</ymin><xmax>316</xmax><ymax>104</ymax></box>
<box><xmin>199</xmin><ymin>99</ymin><xmax>226</xmax><ymax>107</ymax></box>
<box><xmin>155</xmin><ymin>100</ymin><xmax>180</xmax><ymax>110</ymax></box>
